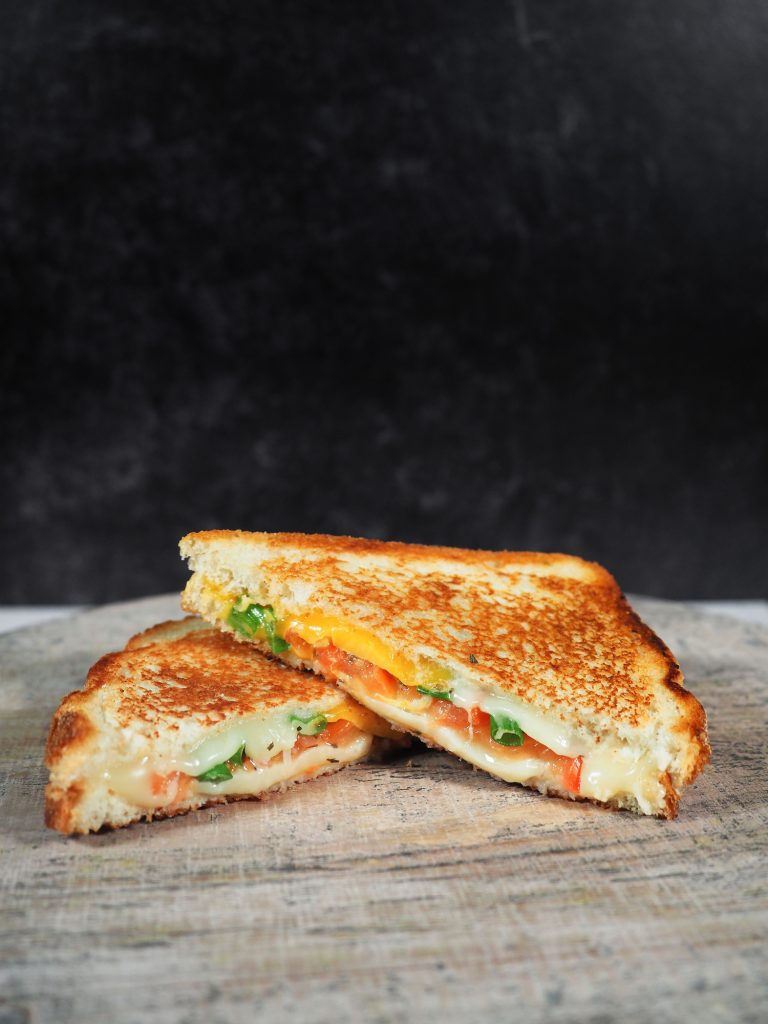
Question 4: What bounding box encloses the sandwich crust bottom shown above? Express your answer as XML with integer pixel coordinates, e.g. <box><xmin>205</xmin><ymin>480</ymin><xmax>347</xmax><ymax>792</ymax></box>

<box><xmin>44</xmin><ymin>760</ymin><xmax>348</xmax><ymax>835</ymax></box>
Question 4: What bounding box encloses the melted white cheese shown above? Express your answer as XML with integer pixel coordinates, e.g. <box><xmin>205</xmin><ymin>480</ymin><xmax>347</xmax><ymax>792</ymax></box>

<box><xmin>579</xmin><ymin>745</ymin><xmax>662</xmax><ymax>814</ymax></box>
<box><xmin>195</xmin><ymin>734</ymin><xmax>372</xmax><ymax>796</ymax></box>
<box><xmin>102</xmin><ymin>733</ymin><xmax>372</xmax><ymax>809</ymax></box>
<box><xmin>181</xmin><ymin>715</ymin><xmax>301</xmax><ymax>774</ymax></box>
<box><xmin>449</xmin><ymin>681</ymin><xmax>578</xmax><ymax>754</ymax></box>
<box><xmin>340</xmin><ymin>677</ymin><xmax>662</xmax><ymax>807</ymax></box>
<box><xmin>102</xmin><ymin>758</ymin><xmax>169</xmax><ymax>809</ymax></box>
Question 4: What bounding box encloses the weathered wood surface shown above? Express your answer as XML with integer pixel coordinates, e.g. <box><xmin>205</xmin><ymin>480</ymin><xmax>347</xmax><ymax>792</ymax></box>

<box><xmin>1</xmin><ymin>595</ymin><xmax>766</xmax><ymax>1024</ymax></box>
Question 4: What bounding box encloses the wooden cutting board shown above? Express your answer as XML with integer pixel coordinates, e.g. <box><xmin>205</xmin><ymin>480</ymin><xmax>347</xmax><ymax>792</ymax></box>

<box><xmin>1</xmin><ymin>595</ymin><xmax>766</xmax><ymax>1024</ymax></box>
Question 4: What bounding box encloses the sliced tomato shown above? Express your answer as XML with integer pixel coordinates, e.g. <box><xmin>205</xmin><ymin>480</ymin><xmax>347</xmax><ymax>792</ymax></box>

<box><xmin>293</xmin><ymin>733</ymin><xmax>321</xmax><ymax>754</ymax></box>
<box><xmin>150</xmin><ymin>771</ymin><xmax>191</xmax><ymax>804</ymax></box>
<box><xmin>283</xmin><ymin>628</ymin><xmax>314</xmax><ymax>660</ymax></box>
<box><xmin>511</xmin><ymin>737</ymin><xmax>582</xmax><ymax>792</ymax></box>
<box><xmin>313</xmin><ymin>643</ymin><xmax>354</xmax><ymax>680</ymax></box>
<box><xmin>322</xmin><ymin>720</ymin><xmax>360</xmax><ymax>745</ymax></box>
<box><xmin>315</xmin><ymin>643</ymin><xmax>403</xmax><ymax>700</ymax></box>
<box><xmin>430</xmin><ymin>700</ymin><xmax>469</xmax><ymax>731</ymax></box>
<box><xmin>292</xmin><ymin>718</ymin><xmax>361</xmax><ymax>755</ymax></box>
<box><xmin>483</xmin><ymin>732</ymin><xmax>541</xmax><ymax>759</ymax></box>
<box><xmin>561</xmin><ymin>754</ymin><xmax>583</xmax><ymax>794</ymax></box>
<box><xmin>357</xmin><ymin>662</ymin><xmax>402</xmax><ymax>699</ymax></box>
<box><xmin>150</xmin><ymin>772</ymin><xmax>169</xmax><ymax>796</ymax></box>
<box><xmin>469</xmin><ymin>707</ymin><xmax>491</xmax><ymax>733</ymax></box>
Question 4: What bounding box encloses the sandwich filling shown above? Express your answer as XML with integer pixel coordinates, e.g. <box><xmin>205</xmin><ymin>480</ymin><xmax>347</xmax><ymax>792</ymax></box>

<box><xmin>197</xmin><ymin>585</ymin><xmax>668</xmax><ymax>813</ymax></box>
<box><xmin>102</xmin><ymin>702</ymin><xmax>380</xmax><ymax>811</ymax></box>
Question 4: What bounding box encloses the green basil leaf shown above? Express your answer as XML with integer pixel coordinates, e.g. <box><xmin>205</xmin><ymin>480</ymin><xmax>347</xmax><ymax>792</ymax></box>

<box><xmin>196</xmin><ymin>761</ymin><xmax>234</xmax><ymax>783</ymax></box>
<box><xmin>489</xmin><ymin>713</ymin><xmax>524</xmax><ymax>747</ymax></box>
<box><xmin>196</xmin><ymin>743</ymin><xmax>246</xmax><ymax>782</ymax></box>
<box><xmin>229</xmin><ymin>743</ymin><xmax>246</xmax><ymax>767</ymax></box>
<box><xmin>416</xmin><ymin>685</ymin><xmax>453</xmax><ymax>702</ymax></box>
<box><xmin>227</xmin><ymin>603</ymin><xmax>262</xmax><ymax>637</ymax></box>
<box><xmin>289</xmin><ymin>712</ymin><xmax>328</xmax><ymax>736</ymax></box>
<box><xmin>266</xmin><ymin>630</ymin><xmax>290</xmax><ymax>655</ymax></box>
<box><xmin>227</xmin><ymin>601</ymin><xmax>290</xmax><ymax>654</ymax></box>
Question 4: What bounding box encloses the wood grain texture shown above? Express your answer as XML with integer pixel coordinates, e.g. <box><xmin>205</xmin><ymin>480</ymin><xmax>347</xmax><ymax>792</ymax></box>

<box><xmin>1</xmin><ymin>595</ymin><xmax>766</xmax><ymax>1024</ymax></box>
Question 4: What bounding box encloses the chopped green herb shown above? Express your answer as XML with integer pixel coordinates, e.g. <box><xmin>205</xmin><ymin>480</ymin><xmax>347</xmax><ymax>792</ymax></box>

<box><xmin>229</xmin><ymin>743</ymin><xmax>246</xmax><ymax>767</ymax></box>
<box><xmin>289</xmin><ymin>712</ymin><xmax>328</xmax><ymax>736</ymax></box>
<box><xmin>196</xmin><ymin>762</ymin><xmax>233</xmax><ymax>783</ymax></box>
<box><xmin>227</xmin><ymin>601</ymin><xmax>290</xmax><ymax>654</ymax></box>
<box><xmin>196</xmin><ymin>743</ymin><xmax>246</xmax><ymax>783</ymax></box>
<box><xmin>416</xmin><ymin>685</ymin><xmax>454</xmax><ymax>702</ymax></box>
<box><xmin>469</xmin><ymin>653</ymin><xmax>478</xmax><ymax>664</ymax></box>
<box><xmin>489</xmin><ymin>713</ymin><xmax>524</xmax><ymax>747</ymax></box>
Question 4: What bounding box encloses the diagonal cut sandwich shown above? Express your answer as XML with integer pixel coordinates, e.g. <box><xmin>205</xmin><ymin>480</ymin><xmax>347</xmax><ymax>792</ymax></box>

<box><xmin>180</xmin><ymin>531</ymin><xmax>710</xmax><ymax>818</ymax></box>
<box><xmin>45</xmin><ymin>616</ymin><xmax>402</xmax><ymax>834</ymax></box>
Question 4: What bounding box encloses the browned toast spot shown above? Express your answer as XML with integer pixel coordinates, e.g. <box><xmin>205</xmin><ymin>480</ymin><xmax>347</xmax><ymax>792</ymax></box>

<box><xmin>45</xmin><ymin>708</ymin><xmax>94</xmax><ymax>768</ymax></box>
<box><xmin>44</xmin><ymin>781</ymin><xmax>85</xmax><ymax>833</ymax></box>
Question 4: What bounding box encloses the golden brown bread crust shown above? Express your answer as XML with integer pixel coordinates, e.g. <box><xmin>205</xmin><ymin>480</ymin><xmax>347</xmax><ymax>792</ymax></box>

<box><xmin>181</xmin><ymin>531</ymin><xmax>706</xmax><ymax>738</ymax></box>
<box><xmin>46</xmin><ymin>628</ymin><xmax>340</xmax><ymax>769</ymax></box>
<box><xmin>45</xmin><ymin>708</ymin><xmax>95</xmax><ymax>768</ymax></box>
<box><xmin>125</xmin><ymin>616</ymin><xmax>210</xmax><ymax>649</ymax></box>
<box><xmin>615</xmin><ymin>592</ymin><xmax>709</xmax><ymax>788</ymax></box>
<box><xmin>44</xmin><ymin>781</ymin><xmax>85</xmax><ymax>833</ymax></box>
<box><xmin>180</xmin><ymin>530</ymin><xmax>711</xmax><ymax>809</ymax></box>
<box><xmin>44</xmin><ymin>617</ymin><xmax>376</xmax><ymax>833</ymax></box>
<box><xmin>44</xmin><ymin>766</ymin><xmax>343</xmax><ymax>835</ymax></box>
<box><xmin>182</xmin><ymin>530</ymin><xmax>616</xmax><ymax>581</ymax></box>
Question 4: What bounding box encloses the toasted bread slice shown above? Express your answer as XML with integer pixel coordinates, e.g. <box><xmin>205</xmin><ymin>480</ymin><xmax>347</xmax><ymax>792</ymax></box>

<box><xmin>45</xmin><ymin>616</ymin><xmax>401</xmax><ymax>834</ymax></box>
<box><xmin>180</xmin><ymin>531</ymin><xmax>709</xmax><ymax>817</ymax></box>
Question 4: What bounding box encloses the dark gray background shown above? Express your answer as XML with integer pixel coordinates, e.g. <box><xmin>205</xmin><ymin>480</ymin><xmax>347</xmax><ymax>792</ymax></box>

<box><xmin>2</xmin><ymin>1</ymin><xmax>766</xmax><ymax>603</ymax></box>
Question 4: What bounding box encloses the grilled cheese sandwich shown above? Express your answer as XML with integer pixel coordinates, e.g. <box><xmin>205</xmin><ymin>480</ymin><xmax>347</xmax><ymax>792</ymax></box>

<box><xmin>180</xmin><ymin>531</ymin><xmax>710</xmax><ymax>817</ymax></box>
<box><xmin>45</xmin><ymin>616</ymin><xmax>402</xmax><ymax>834</ymax></box>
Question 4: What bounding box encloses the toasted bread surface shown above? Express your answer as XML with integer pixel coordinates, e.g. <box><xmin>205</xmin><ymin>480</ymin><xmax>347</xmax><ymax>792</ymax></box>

<box><xmin>180</xmin><ymin>531</ymin><xmax>710</xmax><ymax>812</ymax></box>
<box><xmin>179</xmin><ymin>531</ymin><xmax>698</xmax><ymax>731</ymax></box>
<box><xmin>45</xmin><ymin>617</ymin><xmax>374</xmax><ymax>833</ymax></box>
<box><xmin>53</xmin><ymin>625</ymin><xmax>338</xmax><ymax>748</ymax></box>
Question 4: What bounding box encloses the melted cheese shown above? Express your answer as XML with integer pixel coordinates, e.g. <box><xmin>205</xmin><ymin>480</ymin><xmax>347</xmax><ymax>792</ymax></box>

<box><xmin>338</xmin><ymin>676</ymin><xmax>662</xmax><ymax>810</ymax></box>
<box><xmin>199</xmin><ymin>579</ymin><xmax>239</xmax><ymax>620</ymax></box>
<box><xmin>183</xmin><ymin>713</ymin><xmax>304</xmax><ymax>772</ymax></box>
<box><xmin>102</xmin><ymin>758</ymin><xmax>171</xmax><ymax>809</ymax></box>
<box><xmin>102</xmin><ymin>733</ymin><xmax>372</xmax><ymax>809</ymax></box>
<box><xmin>171</xmin><ymin>697</ymin><xmax>387</xmax><ymax>775</ymax></box>
<box><xmin>579</xmin><ymin>746</ymin><xmax>662</xmax><ymax>814</ymax></box>
<box><xmin>273</xmin><ymin>605</ymin><xmax>581</xmax><ymax>753</ymax></box>
<box><xmin>324</xmin><ymin>697</ymin><xmax>399</xmax><ymax>738</ymax></box>
<box><xmin>198</xmin><ymin>581</ymin><xmax>663</xmax><ymax>808</ymax></box>
<box><xmin>280</xmin><ymin>610</ymin><xmax>453</xmax><ymax>689</ymax></box>
<box><xmin>195</xmin><ymin>733</ymin><xmax>372</xmax><ymax>796</ymax></box>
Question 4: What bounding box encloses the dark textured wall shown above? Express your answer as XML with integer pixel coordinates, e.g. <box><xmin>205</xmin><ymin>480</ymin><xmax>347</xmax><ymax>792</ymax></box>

<box><xmin>2</xmin><ymin>1</ymin><xmax>767</xmax><ymax>603</ymax></box>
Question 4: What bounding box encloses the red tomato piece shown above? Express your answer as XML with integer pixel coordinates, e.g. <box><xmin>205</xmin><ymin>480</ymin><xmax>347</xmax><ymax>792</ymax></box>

<box><xmin>293</xmin><ymin>733</ymin><xmax>320</xmax><ymax>753</ymax></box>
<box><xmin>469</xmin><ymin>707</ymin><xmax>491</xmax><ymax>733</ymax></box>
<box><xmin>430</xmin><ymin>701</ymin><xmax>469</xmax><ymax>731</ymax></box>
<box><xmin>149</xmin><ymin>772</ymin><xmax>168</xmax><ymax>796</ymax></box>
<box><xmin>314</xmin><ymin>643</ymin><xmax>357</xmax><ymax>680</ymax></box>
<box><xmin>150</xmin><ymin>771</ymin><xmax>190</xmax><ymax>804</ymax></box>
<box><xmin>315</xmin><ymin>644</ymin><xmax>403</xmax><ymax>699</ymax></box>
<box><xmin>293</xmin><ymin>718</ymin><xmax>360</xmax><ymax>756</ymax></box>
<box><xmin>283</xmin><ymin>629</ymin><xmax>314</xmax><ymax>661</ymax></box>
<box><xmin>322</xmin><ymin>720</ymin><xmax>359</xmax><ymax>745</ymax></box>
<box><xmin>562</xmin><ymin>754</ymin><xmax>583</xmax><ymax>794</ymax></box>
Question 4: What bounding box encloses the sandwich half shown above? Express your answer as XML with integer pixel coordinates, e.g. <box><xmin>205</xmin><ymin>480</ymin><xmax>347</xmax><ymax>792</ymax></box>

<box><xmin>45</xmin><ymin>616</ymin><xmax>401</xmax><ymax>834</ymax></box>
<box><xmin>180</xmin><ymin>531</ymin><xmax>710</xmax><ymax>818</ymax></box>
